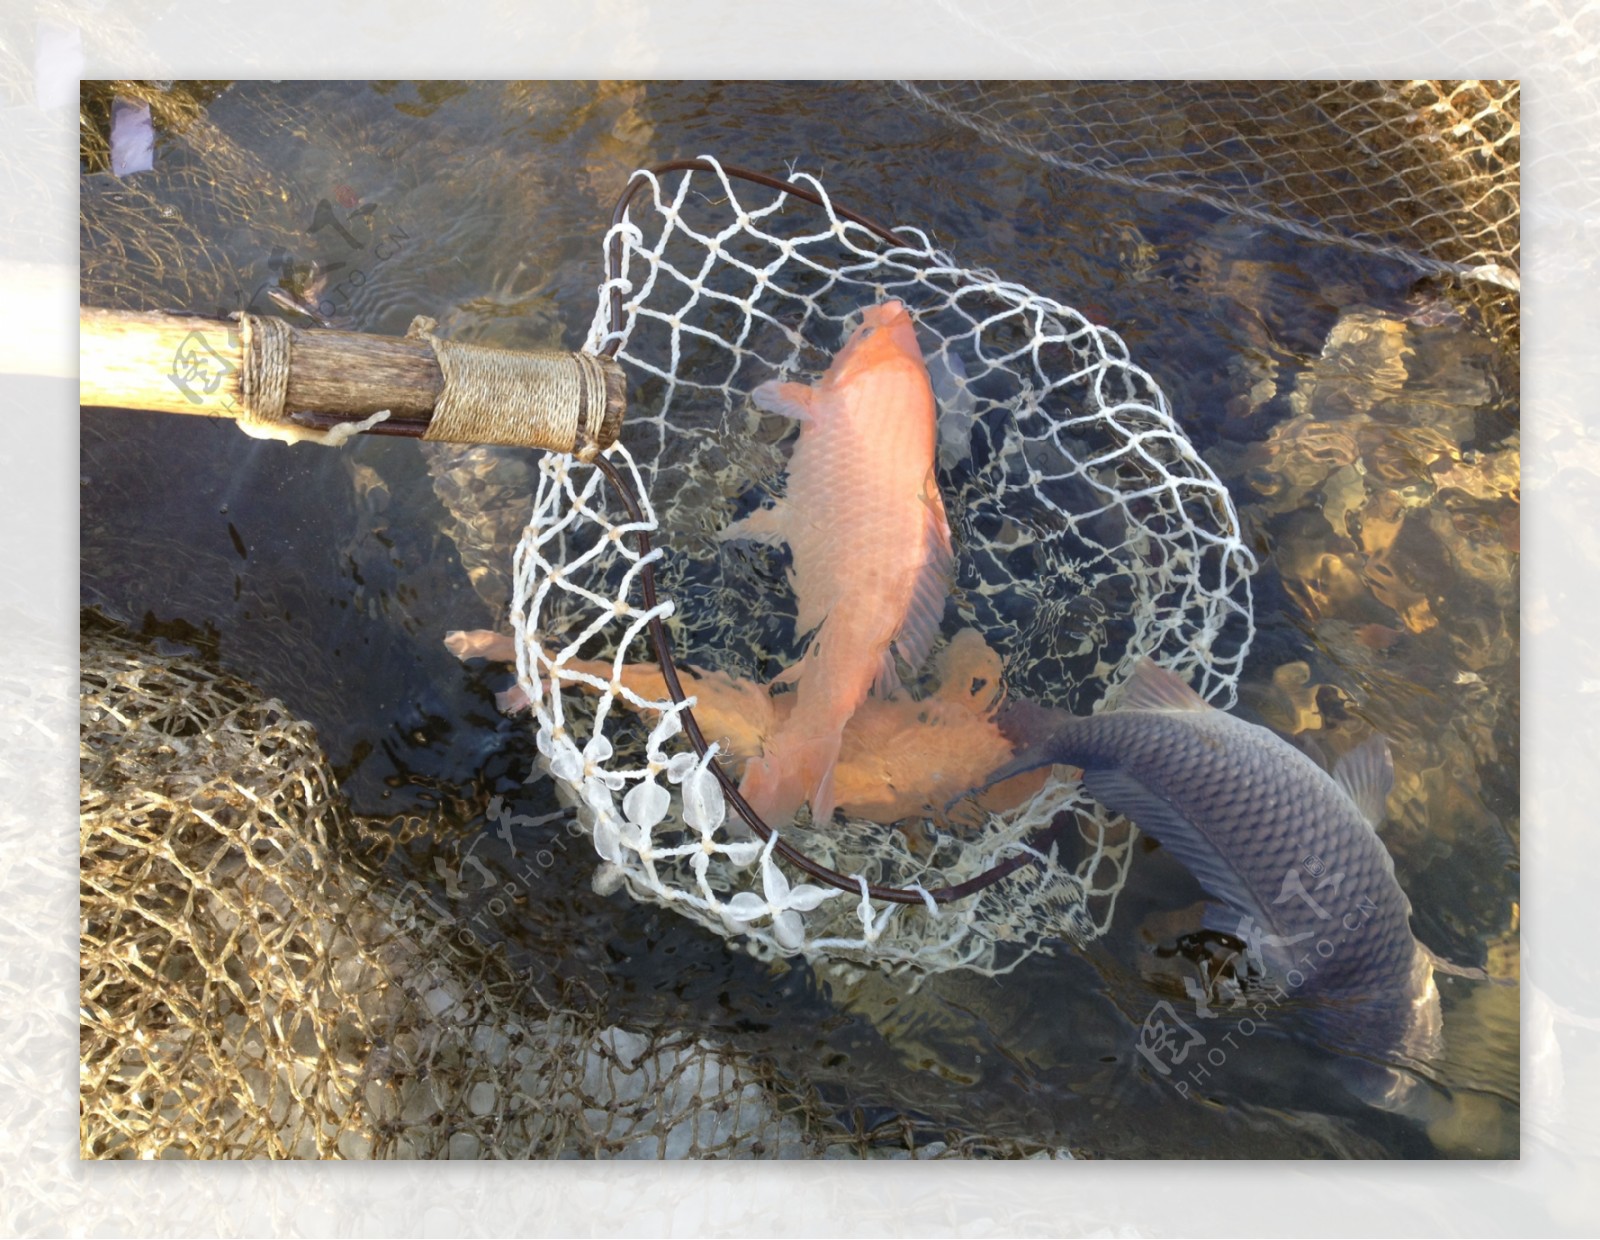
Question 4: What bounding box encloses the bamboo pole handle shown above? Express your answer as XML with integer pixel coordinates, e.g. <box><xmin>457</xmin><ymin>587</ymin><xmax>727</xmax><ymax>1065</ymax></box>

<box><xmin>78</xmin><ymin>306</ymin><xmax>625</xmax><ymax>456</ymax></box>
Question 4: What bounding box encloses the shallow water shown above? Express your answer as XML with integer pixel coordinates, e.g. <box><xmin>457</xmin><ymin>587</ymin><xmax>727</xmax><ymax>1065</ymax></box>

<box><xmin>80</xmin><ymin>80</ymin><xmax>1518</xmax><ymax>1158</ymax></box>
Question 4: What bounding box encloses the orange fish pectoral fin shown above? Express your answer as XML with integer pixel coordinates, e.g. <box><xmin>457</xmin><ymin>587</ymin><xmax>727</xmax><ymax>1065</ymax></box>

<box><xmin>720</xmin><ymin>500</ymin><xmax>791</xmax><ymax>549</ymax></box>
<box><xmin>809</xmin><ymin>753</ymin><xmax>841</xmax><ymax>827</ymax></box>
<box><xmin>770</xmin><ymin>632</ymin><xmax>820</xmax><ymax>690</ymax></box>
<box><xmin>751</xmin><ymin>379</ymin><xmax>819</xmax><ymax>424</ymax></box>
<box><xmin>444</xmin><ymin>629</ymin><xmax>515</xmax><ymax>663</ymax></box>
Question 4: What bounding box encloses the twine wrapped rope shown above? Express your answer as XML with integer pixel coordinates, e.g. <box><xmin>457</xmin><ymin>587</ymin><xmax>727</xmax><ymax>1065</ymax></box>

<box><xmin>231</xmin><ymin>311</ymin><xmax>624</xmax><ymax>454</ymax></box>
<box><xmin>237</xmin><ymin>312</ymin><xmax>293</xmax><ymax>431</ymax></box>
<box><xmin>409</xmin><ymin>315</ymin><xmax>624</xmax><ymax>459</ymax></box>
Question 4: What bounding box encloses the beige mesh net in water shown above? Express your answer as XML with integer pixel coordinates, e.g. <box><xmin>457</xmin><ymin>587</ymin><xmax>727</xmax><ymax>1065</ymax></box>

<box><xmin>894</xmin><ymin>80</ymin><xmax>1521</xmax><ymax>345</ymax></box>
<box><xmin>79</xmin><ymin>615</ymin><xmax>1072</xmax><ymax>1159</ymax></box>
<box><xmin>500</xmin><ymin>158</ymin><xmax>1256</xmax><ymax>977</ymax></box>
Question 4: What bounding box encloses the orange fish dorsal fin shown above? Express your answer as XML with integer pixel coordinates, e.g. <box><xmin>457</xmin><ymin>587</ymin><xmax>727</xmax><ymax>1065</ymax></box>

<box><xmin>1115</xmin><ymin>659</ymin><xmax>1212</xmax><ymax>713</ymax></box>
<box><xmin>880</xmin><ymin>470</ymin><xmax>955</xmax><ymax>695</ymax></box>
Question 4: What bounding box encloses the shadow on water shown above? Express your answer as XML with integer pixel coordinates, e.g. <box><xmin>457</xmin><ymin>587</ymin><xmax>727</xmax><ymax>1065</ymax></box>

<box><xmin>79</xmin><ymin>79</ymin><xmax>1518</xmax><ymax>1158</ymax></box>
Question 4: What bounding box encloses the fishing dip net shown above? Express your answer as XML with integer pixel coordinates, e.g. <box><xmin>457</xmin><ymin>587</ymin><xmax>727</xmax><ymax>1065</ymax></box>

<box><xmin>74</xmin><ymin>81</ymin><xmax>1527</xmax><ymax>1164</ymax></box>
<box><xmin>502</xmin><ymin>158</ymin><xmax>1257</xmax><ymax>980</ymax></box>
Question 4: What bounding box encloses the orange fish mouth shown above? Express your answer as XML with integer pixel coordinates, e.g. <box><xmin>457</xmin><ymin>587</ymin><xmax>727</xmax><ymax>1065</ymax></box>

<box><xmin>861</xmin><ymin>299</ymin><xmax>911</xmax><ymax>328</ymax></box>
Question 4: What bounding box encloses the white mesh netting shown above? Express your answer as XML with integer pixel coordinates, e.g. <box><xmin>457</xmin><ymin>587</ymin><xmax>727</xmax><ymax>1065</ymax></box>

<box><xmin>504</xmin><ymin>158</ymin><xmax>1257</xmax><ymax>977</ymax></box>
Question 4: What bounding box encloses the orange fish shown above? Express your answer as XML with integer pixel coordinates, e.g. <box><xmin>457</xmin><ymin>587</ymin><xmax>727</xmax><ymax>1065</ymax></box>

<box><xmin>825</xmin><ymin>628</ymin><xmax>1050</xmax><ymax>827</ymax></box>
<box><xmin>444</xmin><ymin>628</ymin><xmax>778</xmax><ymax>760</ymax></box>
<box><xmin>445</xmin><ymin>628</ymin><xmax>1046</xmax><ymax>828</ymax></box>
<box><xmin>720</xmin><ymin>299</ymin><xmax>954</xmax><ymax>826</ymax></box>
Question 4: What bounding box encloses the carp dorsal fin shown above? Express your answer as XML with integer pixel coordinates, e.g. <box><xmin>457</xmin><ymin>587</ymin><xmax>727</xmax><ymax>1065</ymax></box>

<box><xmin>1332</xmin><ymin>734</ymin><xmax>1395</xmax><ymax>828</ymax></box>
<box><xmin>1115</xmin><ymin>659</ymin><xmax>1212</xmax><ymax>713</ymax></box>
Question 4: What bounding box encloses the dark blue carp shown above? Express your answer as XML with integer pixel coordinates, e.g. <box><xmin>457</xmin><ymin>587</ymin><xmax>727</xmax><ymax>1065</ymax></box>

<box><xmin>980</xmin><ymin>659</ymin><xmax>1443</xmax><ymax>1067</ymax></box>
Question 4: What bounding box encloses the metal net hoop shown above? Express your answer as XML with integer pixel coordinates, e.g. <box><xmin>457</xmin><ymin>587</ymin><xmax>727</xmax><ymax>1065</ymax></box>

<box><xmin>509</xmin><ymin>157</ymin><xmax>1257</xmax><ymax>975</ymax></box>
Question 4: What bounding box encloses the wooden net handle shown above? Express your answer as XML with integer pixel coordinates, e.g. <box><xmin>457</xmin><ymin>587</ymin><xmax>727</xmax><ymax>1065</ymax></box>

<box><xmin>79</xmin><ymin>306</ymin><xmax>625</xmax><ymax>455</ymax></box>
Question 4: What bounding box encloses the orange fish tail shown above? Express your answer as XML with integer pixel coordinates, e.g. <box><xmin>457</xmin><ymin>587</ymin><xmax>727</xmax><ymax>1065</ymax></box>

<box><xmin>738</xmin><ymin>756</ymin><xmax>802</xmax><ymax>827</ymax></box>
<box><xmin>739</xmin><ymin>733</ymin><xmax>842</xmax><ymax>827</ymax></box>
